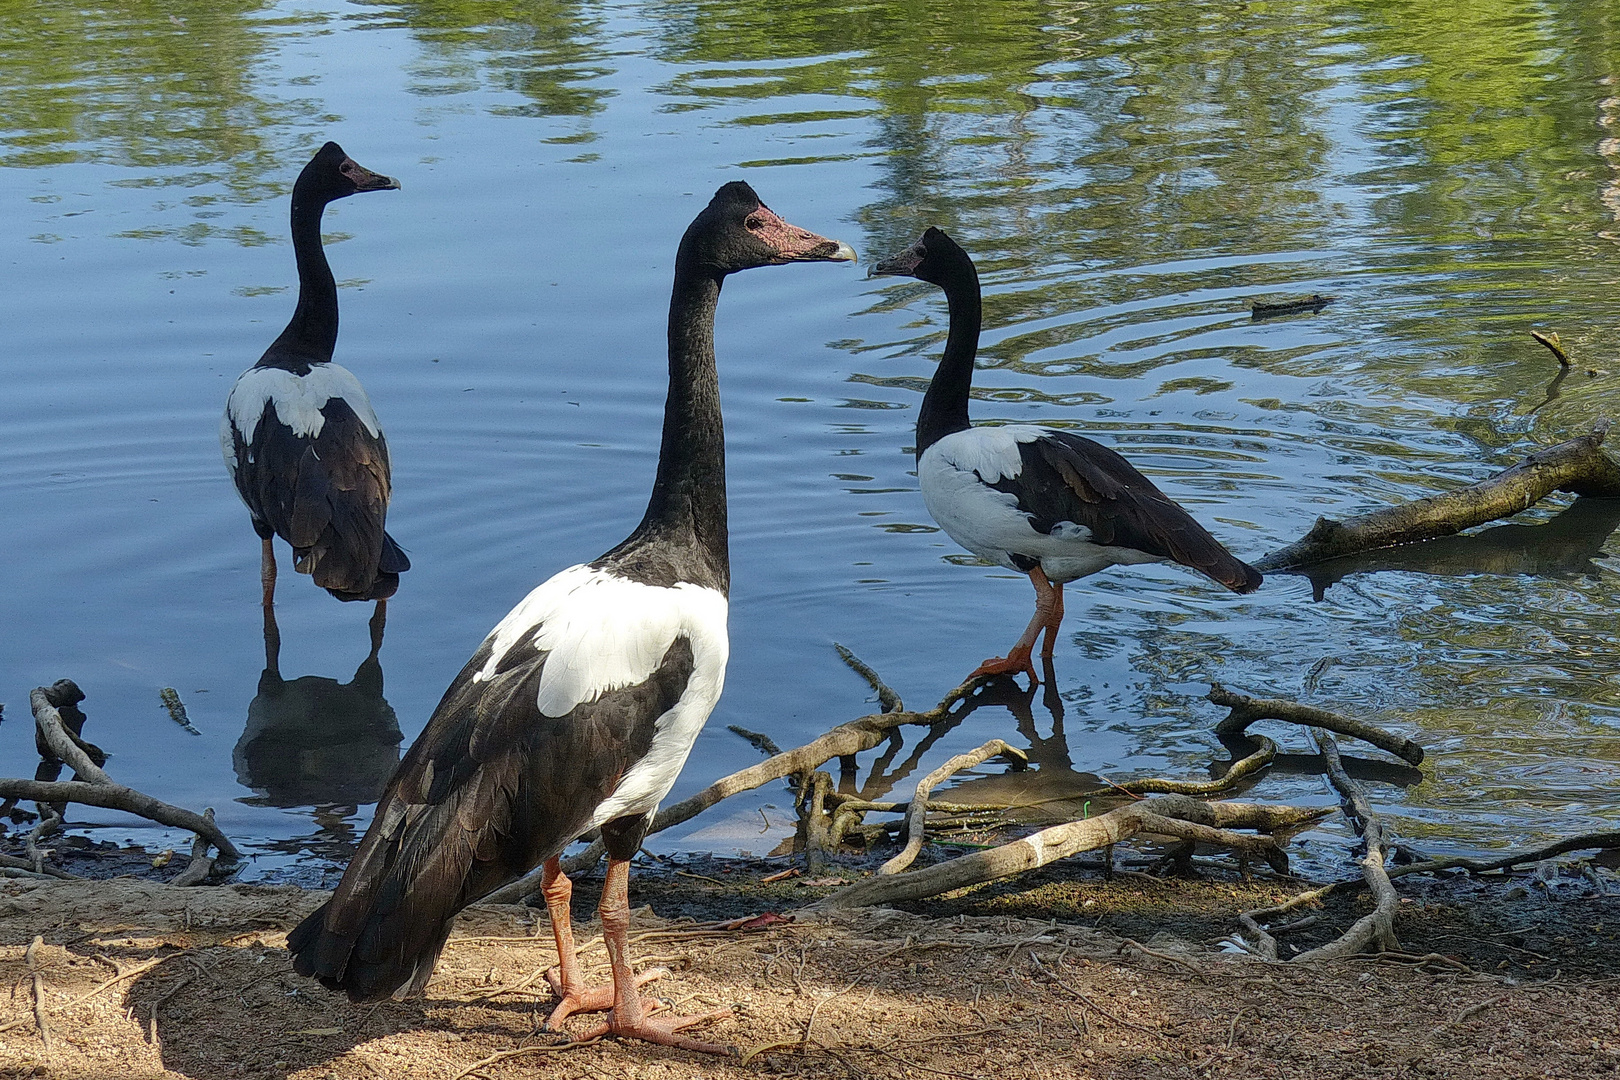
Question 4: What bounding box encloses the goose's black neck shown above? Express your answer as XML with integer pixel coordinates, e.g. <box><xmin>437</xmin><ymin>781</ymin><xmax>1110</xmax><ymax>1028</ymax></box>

<box><xmin>915</xmin><ymin>260</ymin><xmax>981</xmax><ymax>458</ymax></box>
<box><xmin>598</xmin><ymin>264</ymin><xmax>730</xmax><ymax>594</ymax></box>
<box><xmin>262</xmin><ymin>187</ymin><xmax>338</xmax><ymax>369</ymax></box>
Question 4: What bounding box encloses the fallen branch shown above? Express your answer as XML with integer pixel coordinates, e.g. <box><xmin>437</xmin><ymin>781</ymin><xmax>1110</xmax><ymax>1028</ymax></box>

<box><xmin>880</xmin><ymin>740</ymin><xmax>1026</xmax><ymax>875</ymax></box>
<box><xmin>1239</xmin><ymin>825</ymin><xmax>1620</xmax><ymax>954</ymax></box>
<box><xmin>24</xmin><ymin>803</ymin><xmax>62</xmax><ymax>874</ymax></box>
<box><xmin>0</xmin><ymin>853</ymin><xmax>77</xmax><ymax>880</ymax></box>
<box><xmin>809</xmin><ymin>796</ymin><xmax>1324</xmax><ymax>911</ymax></box>
<box><xmin>169</xmin><ymin>809</ymin><xmax>218</xmax><ymax>886</ymax></box>
<box><xmin>1255</xmin><ymin>426</ymin><xmax>1620</xmax><ymax>571</ymax></box>
<box><xmin>1209</xmin><ymin>684</ymin><xmax>1424</xmax><ymax>766</ymax></box>
<box><xmin>0</xmin><ymin>684</ymin><xmax>242</xmax><ymax>868</ymax></box>
<box><xmin>1117</xmin><ymin>736</ymin><xmax>1277</xmax><ymax>796</ymax></box>
<box><xmin>0</xmin><ymin>779</ymin><xmax>237</xmax><ymax>864</ymax></box>
<box><xmin>1294</xmin><ymin>730</ymin><xmax>1399</xmax><ymax>961</ymax></box>
<box><xmin>653</xmin><ymin>674</ymin><xmax>984</xmax><ymax>840</ymax></box>
<box><xmin>1388</xmin><ymin>830</ymin><xmax>1620</xmax><ymax>879</ymax></box>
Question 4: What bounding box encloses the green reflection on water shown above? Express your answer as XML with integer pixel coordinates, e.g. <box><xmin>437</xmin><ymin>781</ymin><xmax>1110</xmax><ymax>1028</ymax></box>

<box><xmin>0</xmin><ymin>2</ymin><xmax>331</xmax><ymax>201</ymax></box>
<box><xmin>4</xmin><ymin>0</ymin><xmax>1620</xmax><ymax>855</ymax></box>
<box><xmin>350</xmin><ymin>1</ymin><xmax>616</xmax><ymax>126</ymax></box>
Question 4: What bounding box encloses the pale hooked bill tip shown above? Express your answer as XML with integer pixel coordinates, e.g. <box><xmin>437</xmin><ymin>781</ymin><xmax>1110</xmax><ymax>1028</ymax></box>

<box><xmin>832</xmin><ymin>240</ymin><xmax>858</xmax><ymax>264</ymax></box>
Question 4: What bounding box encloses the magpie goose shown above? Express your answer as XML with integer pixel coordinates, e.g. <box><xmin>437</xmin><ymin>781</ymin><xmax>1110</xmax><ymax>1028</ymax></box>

<box><xmin>222</xmin><ymin>141</ymin><xmax>408</xmax><ymax>604</ymax></box>
<box><xmin>871</xmin><ymin>228</ymin><xmax>1260</xmax><ymax>682</ymax></box>
<box><xmin>287</xmin><ymin>182</ymin><xmax>855</xmax><ymax>1056</ymax></box>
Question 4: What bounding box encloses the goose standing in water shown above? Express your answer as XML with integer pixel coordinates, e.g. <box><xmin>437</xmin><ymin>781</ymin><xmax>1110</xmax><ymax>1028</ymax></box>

<box><xmin>871</xmin><ymin>228</ymin><xmax>1260</xmax><ymax>682</ymax></box>
<box><xmin>222</xmin><ymin>142</ymin><xmax>408</xmax><ymax>605</ymax></box>
<box><xmin>288</xmin><ymin>182</ymin><xmax>855</xmax><ymax>1055</ymax></box>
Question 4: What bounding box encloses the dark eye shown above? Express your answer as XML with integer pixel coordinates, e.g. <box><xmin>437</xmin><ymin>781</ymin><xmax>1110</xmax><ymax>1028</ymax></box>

<box><xmin>744</xmin><ymin>212</ymin><xmax>765</xmax><ymax>231</ymax></box>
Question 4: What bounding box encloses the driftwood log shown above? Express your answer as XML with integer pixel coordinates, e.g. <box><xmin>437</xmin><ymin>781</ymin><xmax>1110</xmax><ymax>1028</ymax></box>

<box><xmin>810</xmin><ymin>796</ymin><xmax>1323</xmax><ymax>912</ymax></box>
<box><xmin>1256</xmin><ymin>426</ymin><xmax>1620</xmax><ymax>572</ymax></box>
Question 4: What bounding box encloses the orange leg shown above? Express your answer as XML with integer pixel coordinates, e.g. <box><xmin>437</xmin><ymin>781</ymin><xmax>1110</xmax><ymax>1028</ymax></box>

<box><xmin>1040</xmin><ymin>582</ymin><xmax>1065</xmax><ymax>659</ymax></box>
<box><xmin>970</xmin><ymin>566</ymin><xmax>1060</xmax><ymax>684</ymax></box>
<box><xmin>575</xmin><ymin>858</ymin><xmax>733</xmax><ymax>1055</ymax></box>
<box><xmin>260</xmin><ymin>536</ymin><xmax>277</xmax><ymax>608</ymax></box>
<box><xmin>541</xmin><ymin>857</ymin><xmax>663</xmax><ymax>1029</ymax></box>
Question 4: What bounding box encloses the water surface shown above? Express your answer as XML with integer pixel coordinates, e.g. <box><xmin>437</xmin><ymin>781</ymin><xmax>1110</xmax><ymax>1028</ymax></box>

<box><xmin>3</xmin><ymin>0</ymin><xmax>1620</xmax><ymax>882</ymax></box>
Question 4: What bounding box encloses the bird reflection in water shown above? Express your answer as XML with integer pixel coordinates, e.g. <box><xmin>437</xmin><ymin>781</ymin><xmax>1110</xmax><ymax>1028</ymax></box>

<box><xmin>839</xmin><ymin>658</ymin><xmax>1425</xmax><ymax>838</ymax></box>
<box><xmin>843</xmin><ymin>661</ymin><xmax>1119</xmax><ymax>826</ymax></box>
<box><xmin>234</xmin><ymin>604</ymin><xmax>403</xmax><ymax>861</ymax></box>
<box><xmin>1299</xmin><ymin>496</ymin><xmax>1620</xmax><ymax>601</ymax></box>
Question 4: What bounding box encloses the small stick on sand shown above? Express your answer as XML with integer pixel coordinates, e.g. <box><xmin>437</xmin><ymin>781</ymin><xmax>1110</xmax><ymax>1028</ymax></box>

<box><xmin>27</xmin><ymin>935</ymin><xmax>52</xmax><ymax>1052</ymax></box>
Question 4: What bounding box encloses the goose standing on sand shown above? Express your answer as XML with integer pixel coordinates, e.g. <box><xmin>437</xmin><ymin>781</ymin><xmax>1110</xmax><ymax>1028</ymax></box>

<box><xmin>871</xmin><ymin>228</ymin><xmax>1260</xmax><ymax>681</ymax></box>
<box><xmin>288</xmin><ymin>182</ymin><xmax>856</xmax><ymax>1055</ymax></box>
<box><xmin>222</xmin><ymin>141</ymin><xmax>408</xmax><ymax>605</ymax></box>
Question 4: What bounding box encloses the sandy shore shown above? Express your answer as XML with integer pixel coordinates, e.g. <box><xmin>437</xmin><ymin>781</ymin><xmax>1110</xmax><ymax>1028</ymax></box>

<box><xmin>1</xmin><ymin>856</ymin><xmax>1616</xmax><ymax>1080</ymax></box>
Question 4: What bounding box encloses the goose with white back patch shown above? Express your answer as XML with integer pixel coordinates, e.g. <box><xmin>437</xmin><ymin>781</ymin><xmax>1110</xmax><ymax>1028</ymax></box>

<box><xmin>871</xmin><ymin>227</ymin><xmax>1261</xmax><ymax>683</ymax></box>
<box><xmin>286</xmin><ymin>181</ymin><xmax>856</xmax><ymax>1057</ymax></box>
<box><xmin>221</xmin><ymin>141</ymin><xmax>408</xmax><ymax>605</ymax></box>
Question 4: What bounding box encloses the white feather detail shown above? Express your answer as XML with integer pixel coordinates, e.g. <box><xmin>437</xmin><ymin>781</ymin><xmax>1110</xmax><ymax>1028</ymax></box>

<box><xmin>219</xmin><ymin>410</ymin><xmax>240</xmax><ymax>478</ymax></box>
<box><xmin>585</xmin><ymin>642</ymin><xmax>727</xmax><ymax>828</ymax></box>
<box><xmin>474</xmin><ymin>563</ymin><xmax>729</xmax><ymax>717</ymax></box>
<box><xmin>929</xmin><ymin>424</ymin><xmax>1045</xmax><ymax>484</ymax></box>
<box><xmin>470</xmin><ymin>564</ymin><xmax>730</xmax><ymax>827</ymax></box>
<box><xmin>223</xmin><ymin>363</ymin><xmax>383</xmax><ymax>449</ymax></box>
<box><xmin>919</xmin><ymin>428</ymin><xmax>1164</xmax><ymax>583</ymax></box>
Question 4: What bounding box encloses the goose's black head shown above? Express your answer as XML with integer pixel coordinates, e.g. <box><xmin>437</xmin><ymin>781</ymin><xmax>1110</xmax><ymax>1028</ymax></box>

<box><xmin>678</xmin><ymin>181</ymin><xmax>857</xmax><ymax>278</ymax></box>
<box><xmin>870</xmin><ymin>226</ymin><xmax>976</xmax><ymax>289</ymax></box>
<box><xmin>295</xmin><ymin>141</ymin><xmax>401</xmax><ymax>207</ymax></box>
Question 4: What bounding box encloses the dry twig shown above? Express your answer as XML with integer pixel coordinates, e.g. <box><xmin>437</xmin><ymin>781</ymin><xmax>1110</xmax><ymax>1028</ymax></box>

<box><xmin>27</xmin><ymin>935</ymin><xmax>51</xmax><ymax>1052</ymax></box>
<box><xmin>880</xmin><ymin>739</ymin><xmax>1026</xmax><ymax>875</ymax></box>
<box><xmin>810</xmin><ymin>797</ymin><xmax>1322</xmax><ymax>911</ymax></box>
<box><xmin>1117</xmin><ymin>735</ymin><xmax>1277</xmax><ymax>796</ymax></box>
<box><xmin>1294</xmin><ymin>730</ymin><xmax>1399</xmax><ymax>961</ymax></box>
<box><xmin>447</xmin><ymin>1037</ymin><xmax>599</xmax><ymax>1080</ymax></box>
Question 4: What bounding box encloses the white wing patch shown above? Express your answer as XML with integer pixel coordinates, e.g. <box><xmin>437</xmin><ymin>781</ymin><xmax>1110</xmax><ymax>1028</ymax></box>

<box><xmin>472</xmin><ymin>564</ymin><xmax>731</xmax><ymax>828</ymax></box>
<box><xmin>919</xmin><ymin>426</ymin><xmax>1164</xmax><ymax>583</ymax></box>
<box><xmin>224</xmin><ymin>363</ymin><xmax>383</xmax><ymax>447</ymax></box>
<box><xmin>930</xmin><ymin>425</ymin><xmax>1044</xmax><ymax>484</ymax></box>
<box><xmin>474</xmin><ymin>563</ymin><xmax>729</xmax><ymax>719</ymax></box>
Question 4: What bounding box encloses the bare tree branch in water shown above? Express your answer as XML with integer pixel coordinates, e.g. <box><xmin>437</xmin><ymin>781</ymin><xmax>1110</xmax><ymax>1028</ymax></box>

<box><xmin>0</xmin><ymin>681</ymin><xmax>241</xmax><ymax>879</ymax></box>
<box><xmin>1208</xmin><ymin>685</ymin><xmax>1425</xmax><ymax>766</ymax></box>
<box><xmin>1257</xmin><ymin>425</ymin><xmax>1620</xmax><ymax>572</ymax></box>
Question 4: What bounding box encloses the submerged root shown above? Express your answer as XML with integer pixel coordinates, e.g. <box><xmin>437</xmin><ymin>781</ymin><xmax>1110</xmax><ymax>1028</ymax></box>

<box><xmin>0</xmin><ymin>681</ymin><xmax>239</xmax><ymax>881</ymax></box>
